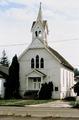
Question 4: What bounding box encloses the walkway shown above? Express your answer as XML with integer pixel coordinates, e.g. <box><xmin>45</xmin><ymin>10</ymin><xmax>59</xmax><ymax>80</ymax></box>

<box><xmin>28</xmin><ymin>100</ymin><xmax>72</xmax><ymax>108</ymax></box>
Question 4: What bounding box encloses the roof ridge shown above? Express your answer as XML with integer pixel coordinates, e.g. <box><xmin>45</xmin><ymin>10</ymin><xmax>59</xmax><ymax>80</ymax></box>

<box><xmin>48</xmin><ymin>46</ymin><xmax>74</xmax><ymax>70</ymax></box>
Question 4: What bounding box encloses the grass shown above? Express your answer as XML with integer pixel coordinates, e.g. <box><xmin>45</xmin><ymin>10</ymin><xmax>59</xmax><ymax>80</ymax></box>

<box><xmin>0</xmin><ymin>99</ymin><xmax>53</xmax><ymax>107</ymax></box>
<box><xmin>70</xmin><ymin>101</ymin><xmax>79</xmax><ymax>108</ymax></box>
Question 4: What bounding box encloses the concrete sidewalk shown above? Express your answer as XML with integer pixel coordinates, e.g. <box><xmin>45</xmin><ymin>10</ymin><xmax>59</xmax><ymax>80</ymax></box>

<box><xmin>27</xmin><ymin>100</ymin><xmax>72</xmax><ymax>108</ymax></box>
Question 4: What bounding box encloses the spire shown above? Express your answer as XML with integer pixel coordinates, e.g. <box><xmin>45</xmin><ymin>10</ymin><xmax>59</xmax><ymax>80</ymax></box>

<box><xmin>37</xmin><ymin>2</ymin><xmax>43</xmax><ymax>22</ymax></box>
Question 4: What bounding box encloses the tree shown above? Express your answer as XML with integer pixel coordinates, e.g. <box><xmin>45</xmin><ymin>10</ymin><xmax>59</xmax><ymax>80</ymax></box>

<box><xmin>39</xmin><ymin>81</ymin><xmax>53</xmax><ymax>99</ymax></box>
<box><xmin>47</xmin><ymin>82</ymin><xmax>53</xmax><ymax>98</ymax></box>
<box><xmin>74</xmin><ymin>68</ymin><xmax>79</xmax><ymax>77</ymax></box>
<box><xmin>4</xmin><ymin>55</ymin><xmax>20</xmax><ymax>99</ymax></box>
<box><xmin>0</xmin><ymin>50</ymin><xmax>9</xmax><ymax>67</ymax></box>
<box><xmin>74</xmin><ymin>82</ymin><xmax>79</xmax><ymax>96</ymax></box>
<box><xmin>73</xmin><ymin>68</ymin><xmax>79</xmax><ymax>96</ymax></box>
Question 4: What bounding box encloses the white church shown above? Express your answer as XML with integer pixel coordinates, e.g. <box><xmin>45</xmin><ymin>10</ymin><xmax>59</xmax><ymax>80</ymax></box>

<box><xmin>19</xmin><ymin>3</ymin><xmax>75</xmax><ymax>99</ymax></box>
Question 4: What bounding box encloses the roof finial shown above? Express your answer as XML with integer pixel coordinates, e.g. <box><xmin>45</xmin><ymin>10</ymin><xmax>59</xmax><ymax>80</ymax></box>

<box><xmin>37</xmin><ymin>2</ymin><xmax>43</xmax><ymax>22</ymax></box>
<box><xmin>40</xmin><ymin>2</ymin><xmax>42</xmax><ymax>9</ymax></box>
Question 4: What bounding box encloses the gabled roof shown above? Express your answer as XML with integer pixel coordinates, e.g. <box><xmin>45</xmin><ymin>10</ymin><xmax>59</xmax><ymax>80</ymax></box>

<box><xmin>26</xmin><ymin>69</ymin><xmax>46</xmax><ymax>78</ymax></box>
<box><xmin>19</xmin><ymin>37</ymin><xmax>74</xmax><ymax>71</ymax></box>
<box><xmin>31</xmin><ymin>20</ymin><xmax>48</xmax><ymax>34</ymax></box>
<box><xmin>35</xmin><ymin>69</ymin><xmax>46</xmax><ymax>77</ymax></box>
<box><xmin>0</xmin><ymin>65</ymin><xmax>9</xmax><ymax>75</ymax></box>
<box><xmin>31</xmin><ymin>20</ymin><xmax>47</xmax><ymax>29</ymax></box>
<box><xmin>48</xmin><ymin>46</ymin><xmax>74</xmax><ymax>70</ymax></box>
<box><xmin>0</xmin><ymin>65</ymin><xmax>9</xmax><ymax>79</ymax></box>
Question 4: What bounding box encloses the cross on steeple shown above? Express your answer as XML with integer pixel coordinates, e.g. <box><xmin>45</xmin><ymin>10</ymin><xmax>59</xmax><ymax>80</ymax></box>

<box><xmin>37</xmin><ymin>2</ymin><xmax>43</xmax><ymax>22</ymax></box>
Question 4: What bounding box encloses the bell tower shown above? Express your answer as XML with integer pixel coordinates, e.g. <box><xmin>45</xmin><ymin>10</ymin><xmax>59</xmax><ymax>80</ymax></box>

<box><xmin>31</xmin><ymin>3</ymin><xmax>48</xmax><ymax>46</ymax></box>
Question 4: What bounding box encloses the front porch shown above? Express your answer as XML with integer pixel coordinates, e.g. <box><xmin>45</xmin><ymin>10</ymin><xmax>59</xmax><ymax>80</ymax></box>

<box><xmin>26</xmin><ymin>69</ymin><xmax>46</xmax><ymax>90</ymax></box>
<box><xmin>28</xmin><ymin>77</ymin><xmax>41</xmax><ymax>91</ymax></box>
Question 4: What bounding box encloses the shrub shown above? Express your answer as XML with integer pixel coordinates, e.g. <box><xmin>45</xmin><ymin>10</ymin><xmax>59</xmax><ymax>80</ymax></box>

<box><xmin>39</xmin><ymin>81</ymin><xmax>53</xmax><ymax>100</ymax></box>
<box><xmin>64</xmin><ymin>96</ymin><xmax>76</xmax><ymax>101</ymax></box>
<box><xmin>24</xmin><ymin>90</ymin><xmax>38</xmax><ymax>99</ymax></box>
<box><xmin>74</xmin><ymin>82</ymin><xmax>79</xmax><ymax>96</ymax></box>
<box><xmin>71</xmin><ymin>101</ymin><xmax>79</xmax><ymax>108</ymax></box>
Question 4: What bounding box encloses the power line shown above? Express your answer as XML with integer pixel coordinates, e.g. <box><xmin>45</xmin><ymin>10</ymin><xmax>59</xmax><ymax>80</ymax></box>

<box><xmin>0</xmin><ymin>43</ymin><xmax>27</xmax><ymax>47</ymax></box>
<box><xmin>52</xmin><ymin>38</ymin><xmax>79</xmax><ymax>43</ymax></box>
<box><xmin>0</xmin><ymin>38</ymin><xmax>79</xmax><ymax>47</ymax></box>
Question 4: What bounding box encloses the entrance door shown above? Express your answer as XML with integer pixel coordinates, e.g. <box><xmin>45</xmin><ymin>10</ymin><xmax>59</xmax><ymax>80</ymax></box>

<box><xmin>33</xmin><ymin>77</ymin><xmax>41</xmax><ymax>90</ymax></box>
<box><xmin>28</xmin><ymin>77</ymin><xmax>41</xmax><ymax>90</ymax></box>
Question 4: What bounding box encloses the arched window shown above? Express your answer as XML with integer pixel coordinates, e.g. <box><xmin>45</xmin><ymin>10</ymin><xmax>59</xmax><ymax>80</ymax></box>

<box><xmin>38</xmin><ymin>30</ymin><xmax>42</xmax><ymax>37</ymax></box>
<box><xmin>36</xmin><ymin>55</ymin><xmax>39</xmax><ymax>68</ymax></box>
<box><xmin>40</xmin><ymin>58</ymin><xmax>44</xmax><ymax>68</ymax></box>
<box><xmin>31</xmin><ymin>58</ymin><xmax>34</xmax><ymax>68</ymax></box>
<box><xmin>35</xmin><ymin>31</ymin><xmax>38</xmax><ymax>37</ymax></box>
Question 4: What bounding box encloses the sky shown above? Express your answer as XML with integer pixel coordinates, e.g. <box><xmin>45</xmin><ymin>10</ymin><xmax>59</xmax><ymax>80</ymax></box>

<box><xmin>0</xmin><ymin>0</ymin><xmax>79</xmax><ymax>68</ymax></box>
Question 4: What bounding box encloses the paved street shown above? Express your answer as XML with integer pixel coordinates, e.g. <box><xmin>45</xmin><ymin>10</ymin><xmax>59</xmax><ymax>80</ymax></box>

<box><xmin>0</xmin><ymin>101</ymin><xmax>78</xmax><ymax>120</ymax></box>
<box><xmin>0</xmin><ymin>116</ymin><xmax>79</xmax><ymax>120</ymax></box>
<box><xmin>0</xmin><ymin>107</ymin><xmax>79</xmax><ymax>120</ymax></box>
<box><xmin>0</xmin><ymin>106</ymin><xmax>78</xmax><ymax>117</ymax></box>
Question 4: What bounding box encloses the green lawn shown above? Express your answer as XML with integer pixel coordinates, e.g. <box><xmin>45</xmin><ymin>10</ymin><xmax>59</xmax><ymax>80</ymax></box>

<box><xmin>0</xmin><ymin>99</ymin><xmax>53</xmax><ymax>106</ymax></box>
<box><xmin>70</xmin><ymin>101</ymin><xmax>79</xmax><ymax>108</ymax></box>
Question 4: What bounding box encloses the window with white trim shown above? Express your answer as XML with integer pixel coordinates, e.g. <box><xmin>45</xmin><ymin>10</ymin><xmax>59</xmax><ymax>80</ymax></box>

<box><xmin>36</xmin><ymin>55</ymin><xmax>39</xmax><ymax>68</ymax></box>
<box><xmin>40</xmin><ymin>58</ymin><xmax>44</xmax><ymax>68</ymax></box>
<box><xmin>31</xmin><ymin>58</ymin><xmax>34</xmax><ymax>68</ymax></box>
<box><xmin>31</xmin><ymin>55</ymin><xmax>44</xmax><ymax>69</ymax></box>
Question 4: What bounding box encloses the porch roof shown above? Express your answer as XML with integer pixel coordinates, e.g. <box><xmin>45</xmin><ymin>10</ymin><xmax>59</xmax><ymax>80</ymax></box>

<box><xmin>26</xmin><ymin>69</ymin><xmax>46</xmax><ymax>78</ymax></box>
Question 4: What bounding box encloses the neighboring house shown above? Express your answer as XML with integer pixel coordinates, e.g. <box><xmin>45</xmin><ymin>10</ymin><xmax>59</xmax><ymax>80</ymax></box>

<box><xmin>19</xmin><ymin>4</ymin><xmax>75</xmax><ymax>99</ymax></box>
<box><xmin>0</xmin><ymin>75</ymin><xmax>5</xmax><ymax>98</ymax></box>
<box><xmin>0</xmin><ymin>65</ymin><xmax>8</xmax><ymax>98</ymax></box>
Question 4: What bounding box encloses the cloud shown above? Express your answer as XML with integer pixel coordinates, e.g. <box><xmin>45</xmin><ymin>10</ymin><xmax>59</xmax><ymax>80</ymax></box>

<box><xmin>1</xmin><ymin>0</ymin><xmax>79</xmax><ymax>22</ymax></box>
<box><xmin>0</xmin><ymin>0</ymin><xmax>26</xmax><ymax>12</ymax></box>
<box><xmin>0</xmin><ymin>0</ymin><xmax>79</xmax><ymax>66</ymax></box>
<box><xmin>40</xmin><ymin>0</ymin><xmax>79</xmax><ymax>21</ymax></box>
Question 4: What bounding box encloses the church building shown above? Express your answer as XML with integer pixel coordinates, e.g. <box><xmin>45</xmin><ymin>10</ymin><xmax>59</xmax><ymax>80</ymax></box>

<box><xmin>19</xmin><ymin>3</ymin><xmax>75</xmax><ymax>99</ymax></box>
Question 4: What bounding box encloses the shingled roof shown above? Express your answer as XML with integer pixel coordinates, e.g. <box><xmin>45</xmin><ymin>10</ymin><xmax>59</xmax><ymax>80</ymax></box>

<box><xmin>48</xmin><ymin>46</ymin><xmax>74</xmax><ymax>70</ymax></box>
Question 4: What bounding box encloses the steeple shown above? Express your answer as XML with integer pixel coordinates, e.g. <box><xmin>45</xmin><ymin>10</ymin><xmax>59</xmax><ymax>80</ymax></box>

<box><xmin>37</xmin><ymin>2</ymin><xmax>43</xmax><ymax>22</ymax></box>
<box><xmin>31</xmin><ymin>3</ymin><xmax>48</xmax><ymax>46</ymax></box>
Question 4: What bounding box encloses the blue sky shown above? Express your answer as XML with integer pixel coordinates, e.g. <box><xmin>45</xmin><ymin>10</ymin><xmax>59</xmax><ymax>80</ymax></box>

<box><xmin>0</xmin><ymin>0</ymin><xmax>79</xmax><ymax>68</ymax></box>
<box><xmin>0</xmin><ymin>1</ymin><xmax>26</xmax><ymax>11</ymax></box>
